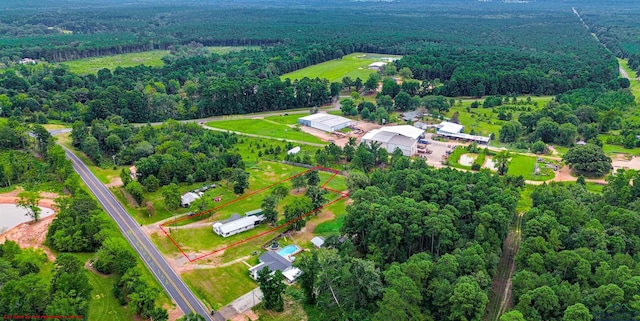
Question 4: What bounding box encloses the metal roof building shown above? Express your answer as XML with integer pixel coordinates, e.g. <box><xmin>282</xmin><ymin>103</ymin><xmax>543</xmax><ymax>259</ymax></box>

<box><xmin>212</xmin><ymin>215</ymin><xmax>265</xmax><ymax>237</ymax></box>
<box><xmin>298</xmin><ymin>114</ymin><xmax>351</xmax><ymax>132</ymax></box>
<box><xmin>436</xmin><ymin>121</ymin><xmax>490</xmax><ymax>144</ymax></box>
<box><xmin>361</xmin><ymin>125</ymin><xmax>424</xmax><ymax>156</ymax></box>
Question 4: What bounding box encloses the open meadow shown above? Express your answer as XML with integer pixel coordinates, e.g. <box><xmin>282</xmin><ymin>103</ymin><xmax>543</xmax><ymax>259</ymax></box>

<box><xmin>206</xmin><ymin>117</ymin><xmax>326</xmax><ymax>144</ymax></box>
<box><xmin>61</xmin><ymin>46</ymin><xmax>256</xmax><ymax>74</ymax></box>
<box><xmin>281</xmin><ymin>53</ymin><xmax>401</xmax><ymax>82</ymax></box>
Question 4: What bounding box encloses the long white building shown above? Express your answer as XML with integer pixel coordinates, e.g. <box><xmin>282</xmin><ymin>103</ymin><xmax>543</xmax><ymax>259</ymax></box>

<box><xmin>213</xmin><ymin>214</ymin><xmax>265</xmax><ymax>237</ymax></box>
<box><xmin>361</xmin><ymin>125</ymin><xmax>424</xmax><ymax>156</ymax></box>
<box><xmin>298</xmin><ymin>114</ymin><xmax>351</xmax><ymax>132</ymax></box>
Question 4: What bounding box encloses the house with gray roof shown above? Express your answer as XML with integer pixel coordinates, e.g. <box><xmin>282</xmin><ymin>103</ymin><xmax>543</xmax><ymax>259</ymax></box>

<box><xmin>249</xmin><ymin>251</ymin><xmax>302</xmax><ymax>283</ymax></box>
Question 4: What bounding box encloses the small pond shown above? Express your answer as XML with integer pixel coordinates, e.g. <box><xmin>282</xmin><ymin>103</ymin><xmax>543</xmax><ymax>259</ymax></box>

<box><xmin>0</xmin><ymin>204</ymin><xmax>54</xmax><ymax>233</ymax></box>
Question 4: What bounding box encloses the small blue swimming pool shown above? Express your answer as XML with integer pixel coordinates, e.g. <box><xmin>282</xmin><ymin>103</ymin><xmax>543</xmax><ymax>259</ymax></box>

<box><xmin>277</xmin><ymin>244</ymin><xmax>300</xmax><ymax>257</ymax></box>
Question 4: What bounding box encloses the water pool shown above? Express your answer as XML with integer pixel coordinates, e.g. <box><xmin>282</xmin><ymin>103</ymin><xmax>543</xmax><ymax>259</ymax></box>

<box><xmin>0</xmin><ymin>204</ymin><xmax>55</xmax><ymax>233</ymax></box>
<box><xmin>277</xmin><ymin>244</ymin><xmax>301</xmax><ymax>258</ymax></box>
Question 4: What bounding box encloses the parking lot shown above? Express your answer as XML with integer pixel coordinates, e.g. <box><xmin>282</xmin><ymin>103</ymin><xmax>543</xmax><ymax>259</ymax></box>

<box><xmin>420</xmin><ymin>133</ymin><xmax>460</xmax><ymax>167</ymax></box>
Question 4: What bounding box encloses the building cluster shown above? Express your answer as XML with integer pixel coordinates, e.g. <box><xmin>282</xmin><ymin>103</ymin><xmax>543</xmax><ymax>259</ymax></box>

<box><xmin>362</xmin><ymin>125</ymin><xmax>425</xmax><ymax>156</ymax></box>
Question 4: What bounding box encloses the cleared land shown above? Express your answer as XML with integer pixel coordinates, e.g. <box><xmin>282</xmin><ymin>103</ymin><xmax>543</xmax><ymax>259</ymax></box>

<box><xmin>206</xmin><ymin>117</ymin><xmax>326</xmax><ymax>144</ymax></box>
<box><xmin>507</xmin><ymin>154</ymin><xmax>556</xmax><ymax>181</ymax></box>
<box><xmin>61</xmin><ymin>46</ymin><xmax>255</xmax><ymax>74</ymax></box>
<box><xmin>281</xmin><ymin>53</ymin><xmax>402</xmax><ymax>82</ymax></box>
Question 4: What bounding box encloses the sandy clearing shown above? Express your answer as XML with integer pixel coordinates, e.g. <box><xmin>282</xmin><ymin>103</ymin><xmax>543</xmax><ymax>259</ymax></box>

<box><xmin>459</xmin><ymin>153</ymin><xmax>477</xmax><ymax>166</ymax></box>
<box><xmin>106</xmin><ymin>176</ymin><xmax>123</xmax><ymax>188</ymax></box>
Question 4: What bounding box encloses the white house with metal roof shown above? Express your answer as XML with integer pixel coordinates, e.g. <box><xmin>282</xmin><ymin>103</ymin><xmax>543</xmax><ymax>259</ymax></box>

<box><xmin>213</xmin><ymin>214</ymin><xmax>265</xmax><ymax>237</ymax></box>
<box><xmin>181</xmin><ymin>192</ymin><xmax>200</xmax><ymax>207</ymax></box>
<box><xmin>298</xmin><ymin>113</ymin><xmax>351</xmax><ymax>132</ymax></box>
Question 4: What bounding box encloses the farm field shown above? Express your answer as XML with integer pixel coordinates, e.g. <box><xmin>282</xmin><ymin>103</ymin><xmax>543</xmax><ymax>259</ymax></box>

<box><xmin>206</xmin><ymin>118</ymin><xmax>326</xmax><ymax>144</ymax></box>
<box><xmin>233</xmin><ymin>137</ymin><xmax>321</xmax><ymax>167</ymax></box>
<box><xmin>281</xmin><ymin>52</ymin><xmax>401</xmax><ymax>82</ymax></box>
<box><xmin>61</xmin><ymin>46</ymin><xmax>255</xmax><ymax>74</ymax></box>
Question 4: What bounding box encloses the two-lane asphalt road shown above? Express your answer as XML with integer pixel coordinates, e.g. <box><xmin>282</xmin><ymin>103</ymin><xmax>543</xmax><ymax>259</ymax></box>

<box><xmin>62</xmin><ymin>146</ymin><xmax>213</xmax><ymax>320</ymax></box>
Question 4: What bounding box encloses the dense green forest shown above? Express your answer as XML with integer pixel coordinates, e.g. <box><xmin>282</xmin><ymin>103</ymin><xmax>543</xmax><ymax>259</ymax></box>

<box><xmin>0</xmin><ymin>0</ymin><xmax>622</xmax><ymax>124</ymax></box>
<box><xmin>507</xmin><ymin>180</ymin><xmax>640</xmax><ymax>320</ymax></box>
<box><xmin>4</xmin><ymin>1</ymin><xmax>640</xmax><ymax>320</ymax></box>
<box><xmin>498</xmin><ymin>85</ymin><xmax>637</xmax><ymax>146</ymax></box>
<box><xmin>291</xmin><ymin>163</ymin><xmax>519</xmax><ymax>320</ymax></box>
<box><xmin>578</xmin><ymin>3</ymin><xmax>640</xmax><ymax>73</ymax></box>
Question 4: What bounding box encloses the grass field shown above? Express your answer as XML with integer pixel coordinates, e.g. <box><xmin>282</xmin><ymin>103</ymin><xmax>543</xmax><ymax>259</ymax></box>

<box><xmin>61</xmin><ymin>50</ymin><xmax>168</xmax><ymax>74</ymax></box>
<box><xmin>206</xmin><ymin>118</ymin><xmax>325</xmax><ymax>144</ymax></box>
<box><xmin>183</xmin><ymin>262</ymin><xmax>257</xmax><ymax>310</ymax></box>
<box><xmin>507</xmin><ymin>154</ymin><xmax>556</xmax><ymax>181</ymax></box>
<box><xmin>61</xmin><ymin>46</ymin><xmax>256</xmax><ymax>75</ymax></box>
<box><xmin>281</xmin><ymin>53</ymin><xmax>401</xmax><ymax>82</ymax></box>
<box><xmin>86</xmin><ymin>268</ymin><xmax>136</xmax><ymax>320</ymax></box>
<box><xmin>313</xmin><ymin>199</ymin><xmax>348</xmax><ymax>235</ymax></box>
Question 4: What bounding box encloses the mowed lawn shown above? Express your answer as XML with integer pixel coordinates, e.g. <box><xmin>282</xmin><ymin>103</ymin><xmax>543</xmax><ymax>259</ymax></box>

<box><xmin>206</xmin><ymin>118</ymin><xmax>325</xmax><ymax>144</ymax></box>
<box><xmin>507</xmin><ymin>154</ymin><xmax>555</xmax><ymax>181</ymax></box>
<box><xmin>87</xmin><ymin>270</ymin><xmax>136</xmax><ymax>320</ymax></box>
<box><xmin>183</xmin><ymin>262</ymin><xmax>257</xmax><ymax>310</ymax></box>
<box><xmin>281</xmin><ymin>53</ymin><xmax>401</xmax><ymax>82</ymax></box>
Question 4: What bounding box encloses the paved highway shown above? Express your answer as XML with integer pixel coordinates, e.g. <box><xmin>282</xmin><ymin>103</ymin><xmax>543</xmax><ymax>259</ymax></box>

<box><xmin>62</xmin><ymin>146</ymin><xmax>213</xmax><ymax>320</ymax></box>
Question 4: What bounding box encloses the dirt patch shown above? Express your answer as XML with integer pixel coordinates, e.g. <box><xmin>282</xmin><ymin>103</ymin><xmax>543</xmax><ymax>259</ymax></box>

<box><xmin>299</xmin><ymin>118</ymin><xmax>383</xmax><ymax>147</ymax></box>
<box><xmin>289</xmin><ymin>188</ymin><xmax>307</xmax><ymax>196</ymax></box>
<box><xmin>299</xmin><ymin>126</ymin><xmax>349</xmax><ymax>147</ymax></box>
<box><xmin>294</xmin><ymin>208</ymin><xmax>335</xmax><ymax>244</ymax></box>
<box><xmin>231</xmin><ymin>310</ymin><xmax>259</xmax><ymax>321</ymax></box>
<box><xmin>552</xmin><ymin>165</ymin><xmax>576</xmax><ymax>182</ymax></box>
<box><xmin>106</xmin><ymin>177</ymin><xmax>123</xmax><ymax>188</ymax></box>
<box><xmin>484</xmin><ymin>156</ymin><xmax>497</xmax><ymax>171</ymax></box>
<box><xmin>459</xmin><ymin>153</ymin><xmax>477</xmax><ymax>166</ymax></box>
<box><xmin>166</xmin><ymin>304</ymin><xmax>183</xmax><ymax>321</ymax></box>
